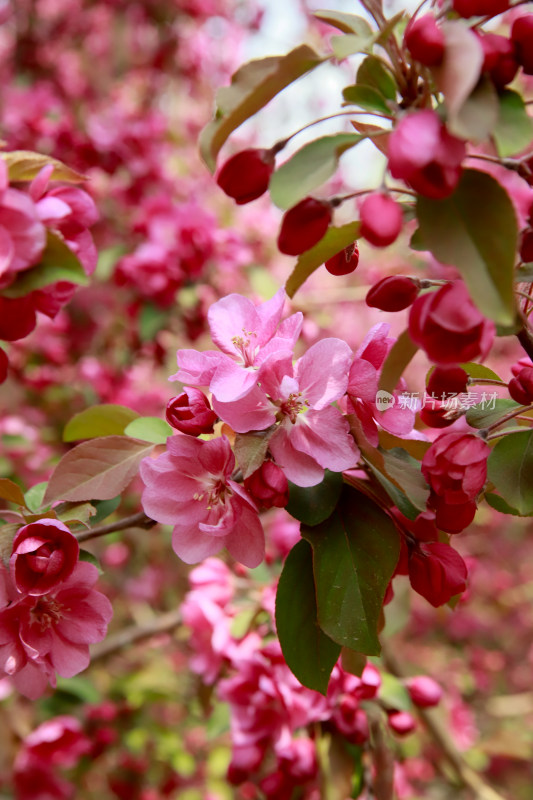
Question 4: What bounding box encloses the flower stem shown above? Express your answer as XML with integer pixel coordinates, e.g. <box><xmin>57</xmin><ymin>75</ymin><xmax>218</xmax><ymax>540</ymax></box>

<box><xmin>76</xmin><ymin>511</ymin><xmax>155</xmax><ymax>544</ymax></box>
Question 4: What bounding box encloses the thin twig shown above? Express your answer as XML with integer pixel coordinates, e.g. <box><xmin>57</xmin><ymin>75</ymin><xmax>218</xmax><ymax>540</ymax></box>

<box><xmin>76</xmin><ymin>511</ymin><xmax>155</xmax><ymax>544</ymax></box>
<box><xmin>381</xmin><ymin>643</ymin><xmax>510</xmax><ymax>800</ymax></box>
<box><xmin>91</xmin><ymin>608</ymin><xmax>182</xmax><ymax>661</ymax></box>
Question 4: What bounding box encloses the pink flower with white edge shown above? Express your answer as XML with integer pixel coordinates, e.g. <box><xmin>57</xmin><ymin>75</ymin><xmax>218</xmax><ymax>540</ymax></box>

<box><xmin>140</xmin><ymin>435</ymin><xmax>265</xmax><ymax>567</ymax></box>
<box><xmin>0</xmin><ymin>561</ymin><xmax>112</xmax><ymax>699</ymax></box>
<box><xmin>10</xmin><ymin>519</ymin><xmax>79</xmax><ymax>597</ymax></box>
<box><xmin>172</xmin><ymin>288</ymin><xmax>303</xmax><ymax>403</ymax></box>
<box><xmin>214</xmin><ymin>339</ymin><xmax>358</xmax><ymax>487</ymax></box>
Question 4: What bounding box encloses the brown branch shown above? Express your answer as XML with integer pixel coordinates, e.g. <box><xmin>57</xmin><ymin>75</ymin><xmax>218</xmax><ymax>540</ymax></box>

<box><xmin>517</xmin><ymin>327</ymin><xmax>533</xmax><ymax>363</ymax></box>
<box><xmin>76</xmin><ymin>511</ymin><xmax>155</xmax><ymax>544</ymax></box>
<box><xmin>91</xmin><ymin>608</ymin><xmax>182</xmax><ymax>661</ymax></box>
<box><xmin>381</xmin><ymin>643</ymin><xmax>510</xmax><ymax>800</ymax></box>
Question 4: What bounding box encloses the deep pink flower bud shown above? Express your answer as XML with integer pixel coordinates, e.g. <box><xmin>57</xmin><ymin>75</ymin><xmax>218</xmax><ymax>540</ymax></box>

<box><xmin>0</xmin><ymin>348</ymin><xmax>7</xmax><ymax>383</ymax></box>
<box><xmin>405</xmin><ymin>676</ymin><xmax>443</xmax><ymax>708</ymax></box>
<box><xmin>10</xmin><ymin>519</ymin><xmax>79</xmax><ymax>596</ymax></box>
<box><xmin>427</xmin><ymin>365</ymin><xmax>469</xmax><ymax>398</ymax></box>
<box><xmin>453</xmin><ymin>0</ymin><xmax>509</xmax><ymax>18</ymax></box>
<box><xmin>388</xmin><ymin>110</ymin><xmax>465</xmax><ymax>199</ymax></box>
<box><xmin>409</xmin><ymin>281</ymin><xmax>495</xmax><ymax>365</ymax></box>
<box><xmin>433</xmin><ymin>497</ymin><xmax>477</xmax><ymax>533</ymax></box>
<box><xmin>325</xmin><ymin>242</ymin><xmax>359</xmax><ymax>275</ymax></box>
<box><xmin>388</xmin><ymin>711</ymin><xmax>416</xmax><ymax>735</ymax></box>
<box><xmin>508</xmin><ymin>366</ymin><xmax>533</xmax><ymax>405</ymax></box>
<box><xmin>243</xmin><ymin>461</ymin><xmax>289</xmax><ymax>509</ymax></box>
<box><xmin>422</xmin><ymin>431</ymin><xmax>490</xmax><ymax>506</ymax></box>
<box><xmin>216</xmin><ymin>148</ymin><xmax>275</xmax><ymax>205</ymax></box>
<box><xmin>24</xmin><ymin>716</ymin><xmax>91</xmax><ymax>767</ymax></box>
<box><xmin>0</xmin><ymin>295</ymin><xmax>37</xmax><ymax>341</ymax></box>
<box><xmin>512</xmin><ymin>15</ymin><xmax>533</xmax><ymax>75</ymax></box>
<box><xmin>478</xmin><ymin>33</ymin><xmax>518</xmax><ymax>88</ymax></box>
<box><xmin>404</xmin><ymin>15</ymin><xmax>445</xmax><ymax>67</ymax></box>
<box><xmin>408</xmin><ymin>541</ymin><xmax>468</xmax><ymax>607</ymax></box>
<box><xmin>165</xmin><ymin>388</ymin><xmax>217</xmax><ymax>435</ymax></box>
<box><xmin>360</xmin><ymin>193</ymin><xmax>403</xmax><ymax>247</ymax></box>
<box><xmin>419</xmin><ymin>401</ymin><xmax>458</xmax><ymax>429</ymax></box>
<box><xmin>277</xmin><ymin>197</ymin><xmax>332</xmax><ymax>255</ymax></box>
<box><xmin>366</xmin><ymin>275</ymin><xmax>419</xmax><ymax>311</ymax></box>
<box><xmin>520</xmin><ymin>228</ymin><xmax>533</xmax><ymax>263</ymax></box>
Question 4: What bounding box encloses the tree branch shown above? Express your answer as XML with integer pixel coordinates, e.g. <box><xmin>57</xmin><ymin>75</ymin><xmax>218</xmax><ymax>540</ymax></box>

<box><xmin>381</xmin><ymin>643</ymin><xmax>510</xmax><ymax>800</ymax></box>
<box><xmin>76</xmin><ymin>511</ymin><xmax>155</xmax><ymax>544</ymax></box>
<box><xmin>91</xmin><ymin>608</ymin><xmax>182</xmax><ymax>661</ymax></box>
<box><xmin>517</xmin><ymin>326</ymin><xmax>533</xmax><ymax>363</ymax></box>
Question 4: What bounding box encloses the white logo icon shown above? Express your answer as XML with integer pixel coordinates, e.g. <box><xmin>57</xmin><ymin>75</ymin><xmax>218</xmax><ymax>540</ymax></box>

<box><xmin>375</xmin><ymin>390</ymin><xmax>395</xmax><ymax>412</ymax></box>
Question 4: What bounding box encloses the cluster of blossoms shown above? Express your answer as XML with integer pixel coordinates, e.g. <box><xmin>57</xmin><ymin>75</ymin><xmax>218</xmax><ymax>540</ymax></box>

<box><xmin>180</xmin><ymin>558</ymin><xmax>443</xmax><ymax>797</ymax></box>
<box><xmin>0</xmin><ymin>161</ymin><xmax>98</xmax><ymax>383</ymax></box>
<box><xmin>139</xmin><ymin>286</ymin><xmax>497</xmax><ymax>611</ymax></box>
<box><xmin>0</xmin><ymin>519</ymin><xmax>112</xmax><ymax>698</ymax></box>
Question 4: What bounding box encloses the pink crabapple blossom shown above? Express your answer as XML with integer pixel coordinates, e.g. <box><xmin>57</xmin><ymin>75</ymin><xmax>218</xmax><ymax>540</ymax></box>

<box><xmin>10</xmin><ymin>518</ymin><xmax>79</xmax><ymax>597</ymax></box>
<box><xmin>140</xmin><ymin>434</ymin><xmax>265</xmax><ymax>566</ymax></box>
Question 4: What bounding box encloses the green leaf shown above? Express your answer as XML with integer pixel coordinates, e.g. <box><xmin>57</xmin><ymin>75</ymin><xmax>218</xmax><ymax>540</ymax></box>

<box><xmin>0</xmin><ymin>478</ymin><xmax>26</xmax><ymax>506</ymax></box>
<box><xmin>124</xmin><ymin>417</ymin><xmax>173</xmax><ymax>444</ymax></box>
<box><xmin>44</xmin><ymin>436</ymin><xmax>154</xmax><ymax>504</ymax></box>
<box><xmin>466</xmin><ymin>398</ymin><xmax>520</xmax><ymax>430</ymax></box>
<box><xmin>515</xmin><ymin>263</ymin><xmax>533</xmax><ymax>283</ymax></box>
<box><xmin>55</xmin><ymin>676</ymin><xmax>101</xmax><ymax>704</ymax></box>
<box><xmin>460</xmin><ymin>362</ymin><xmax>503</xmax><ymax>383</ymax></box>
<box><xmin>79</xmin><ymin>549</ymin><xmax>103</xmax><ymax>574</ymax></box>
<box><xmin>64</xmin><ymin>404</ymin><xmax>140</xmax><ymax>442</ymax></box>
<box><xmin>365</xmin><ymin>461</ymin><xmax>419</xmax><ymax>521</ymax></box>
<box><xmin>313</xmin><ymin>10</ymin><xmax>373</xmax><ymax>36</ymax></box>
<box><xmin>302</xmin><ymin>488</ymin><xmax>400</xmax><ymax>654</ymax></box>
<box><xmin>285</xmin><ymin>222</ymin><xmax>360</xmax><ymax>298</ymax></box>
<box><xmin>379</xmin><ymin>673</ymin><xmax>412</xmax><ymax>712</ymax></box>
<box><xmin>493</xmin><ymin>89</ymin><xmax>533</xmax><ymax>158</ymax></box>
<box><xmin>139</xmin><ymin>303</ymin><xmax>171</xmax><ymax>341</ymax></box>
<box><xmin>331</xmin><ymin>34</ymin><xmax>373</xmax><ymax>59</ymax></box>
<box><xmin>341</xmin><ymin>648</ymin><xmax>367</xmax><ymax>677</ymax></box>
<box><xmin>233</xmin><ymin>429</ymin><xmax>274</xmax><ymax>479</ymax></box>
<box><xmin>356</xmin><ymin>56</ymin><xmax>397</xmax><ymax>101</ymax></box>
<box><xmin>199</xmin><ymin>45</ymin><xmax>325</xmax><ymax>172</ymax></box>
<box><xmin>415</xmin><ymin>169</ymin><xmax>518</xmax><ymax>325</ymax></box>
<box><xmin>379</xmin><ymin>448</ymin><xmax>429</xmax><ymax>511</ymax></box>
<box><xmin>276</xmin><ymin>539</ymin><xmax>341</xmax><ymax>694</ymax></box>
<box><xmin>3</xmin><ymin>232</ymin><xmax>89</xmax><ymax>298</ymax></box>
<box><xmin>342</xmin><ymin>84</ymin><xmax>392</xmax><ymax>115</ymax></box>
<box><xmin>91</xmin><ymin>496</ymin><xmax>121</xmax><ymax>525</ymax></box>
<box><xmin>484</xmin><ymin>492</ymin><xmax>522</xmax><ymax>516</ymax></box>
<box><xmin>286</xmin><ymin>470</ymin><xmax>344</xmax><ymax>526</ymax></box>
<box><xmin>56</xmin><ymin>501</ymin><xmax>96</xmax><ymax>525</ymax></box>
<box><xmin>378</xmin><ymin>329</ymin><xmax>418</xmax><ymax>395</ymax></box>
<box><xmin>487</xmin><ymin>430</ymin><xmax>533</xmax><ymax>515</ymax></box>
<box><xmin>450</xmin><ymin>75</ymin><xmax>499</xmax><ymax>142</ymax></box>
<box><xmin>24</xmin><ymin>482</ymin><xmax>48</xmax><ymax>513</ymax></box>
<box><xmin>269</xmin><ymin>133</ymin><xmax>361</xmax><ymax>210</ymax></box>
<box><xmin>0</xmin><ymin>151</ymin><xmax>86</xmax><ymax>183</ymax></box>
<box><xmin>434</xmin><ymin>21</ymin><xmax>483</xmax><ymax>130</ymax></box>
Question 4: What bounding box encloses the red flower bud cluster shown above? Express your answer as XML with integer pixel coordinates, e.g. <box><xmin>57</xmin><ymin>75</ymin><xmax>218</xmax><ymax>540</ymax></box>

<box><xmin>404</xmin><ymin>14</ymin><xmax>445</xmax><ymax>67</ymax></box>
<box><xmin>408</xmin><ymin>541</ymin><xmax>468</xmax><ymax>607</ymax></box>
<box><xmin>216</xmin><ymin>148</ymin><xmax>275</xmax><ymax>204</ymax></box>
<box><xmin>421</xmin><ymin>431</ymin><xmax>491</xmax><ymax>533</ymax></box>
<box><xmin>477</xmin><ymin>32</ymin><xmax>518</xmax><ymax>89</ymax></box>
<box><xmin>409</xmin><ymin>281</ymin><xmax>495</xmax><ymax>365</ymax></box>
<box><xmin>366</xmin><ymin>276</ymin><xmax>419</xmax><ymax>312</ymax></box>
<box><xmin>278</xmin><ymin>197</ymin><xmax>332</xmax><ymax>255</ymax></box>
<box><xmin>166</xmin><ymin>388</ymin><xmax>217</xmax><ymax>435</ymax></box>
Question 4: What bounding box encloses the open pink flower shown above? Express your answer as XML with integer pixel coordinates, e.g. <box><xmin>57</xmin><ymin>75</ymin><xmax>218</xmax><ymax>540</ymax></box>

<box><xmin>0</xmin><ymin>161</ymin><xmax>46</xmax><ymax>287</ymax></box>
<box><xmin>140</xmin><ymin>435</ymin><xmax>265</xmax><ymax>567</ymax></box>
<box><xmin>214</xmin><ymin>338</ymin><xmax>358</xmax><ymax>487</ymax></box>
<box><xmin>172</xmin><ymin>288</ymin><xmax>302</xmax><ymax>403</ymax></box>
<box><xmin>0</xmin><ymin>562</ymin><xmax>112</xmax><ymax>699</ymax></box>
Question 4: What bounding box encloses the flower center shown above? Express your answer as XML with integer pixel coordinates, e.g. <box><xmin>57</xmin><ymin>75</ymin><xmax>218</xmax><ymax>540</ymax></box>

<box><xmin>30</xmin><ymin>597</ymin><xmax>63</xmax><ymax>631</ymax></box>
<box><xmin>193</xmin><ymin>477</ymin><xmax>232</xmax><ymax>510</ymax></box>
<box><xmin>279</xmin><ymin>391</ymin><xmax>307</xmax><ymax>424</ymax></box>
<box><xmin>231</xmin><ymin>328</ymin><xmax>258</xmax><ymax>367</ymax></box>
